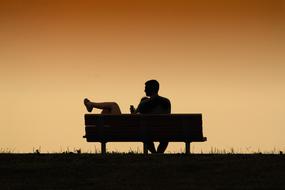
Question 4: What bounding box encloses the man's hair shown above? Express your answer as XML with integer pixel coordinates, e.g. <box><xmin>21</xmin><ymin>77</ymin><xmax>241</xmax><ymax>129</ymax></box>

<box><xmin>145</xmin><ymin>79</ymin><xmax>159</xmax><ymax>93</ymax></box>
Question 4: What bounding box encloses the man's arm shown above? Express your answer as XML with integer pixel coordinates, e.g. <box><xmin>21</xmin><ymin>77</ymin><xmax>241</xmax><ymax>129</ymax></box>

<box><xmin>131</xmin><ymin>97</ymin><xmax>149</xmax><ymax>114</ymax></box>
<box><xmin>130</xmin><ymin>105</ymin><xmax>136</xmax><ymax>114</ymax></box>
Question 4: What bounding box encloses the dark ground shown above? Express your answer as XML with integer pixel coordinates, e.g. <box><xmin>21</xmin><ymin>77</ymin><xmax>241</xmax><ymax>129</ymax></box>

<box><xmin>0</xmin><ymin>153</ymin><xmax>284</xmax><ymax>190</ymax></box>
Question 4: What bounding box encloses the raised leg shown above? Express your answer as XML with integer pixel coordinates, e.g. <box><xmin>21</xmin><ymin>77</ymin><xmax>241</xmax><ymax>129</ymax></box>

<box><xmin>84</xmin><ymin>98</ymin><xmax>121</xmax><ymax>114</ymax></box>
<box><xmin>94</xmin><ymin>102</ymin><xmax>121</xmax><ymax>114</ymax></box>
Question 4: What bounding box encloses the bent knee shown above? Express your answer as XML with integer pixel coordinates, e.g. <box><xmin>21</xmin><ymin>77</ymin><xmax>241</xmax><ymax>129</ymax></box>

<box><xmin>110</xmin><ymin>102</ymin><xmax>119</xmax><ymax>107</ymax></box>
<box><xmin>110</xmin><ymin>102</ymin><xmax>121</xmax><ymax>114</ymax></box>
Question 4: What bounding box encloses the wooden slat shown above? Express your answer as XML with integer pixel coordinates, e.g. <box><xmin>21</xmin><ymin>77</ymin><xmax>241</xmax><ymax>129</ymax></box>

<box><xmin>85</xmin><ymin>136</ymin><xmax>206</xmax><ymax>142</ymax></box>
<box><xmin>84</xmin><ymin>114</ymin><xmax>206</xmax><ymax>143</ymax></box>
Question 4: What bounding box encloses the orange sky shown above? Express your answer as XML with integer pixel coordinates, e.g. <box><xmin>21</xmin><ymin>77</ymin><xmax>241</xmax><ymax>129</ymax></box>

<box><xmin>0</xmin><ymin>0</ymin><xmax>284</xmax><ymax>153</ymax></box>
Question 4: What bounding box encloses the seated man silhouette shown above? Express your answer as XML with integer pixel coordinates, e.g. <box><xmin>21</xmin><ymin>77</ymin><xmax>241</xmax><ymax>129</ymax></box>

<box><xmin>84</xmin><ymin>79</ymin><xmax>171</xmax><ymax>153</ymax></box>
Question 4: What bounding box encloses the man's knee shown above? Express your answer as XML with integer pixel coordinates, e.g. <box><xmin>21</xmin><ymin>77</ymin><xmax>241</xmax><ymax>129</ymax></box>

<box><xmin>110</xmin><ymin>102</ymin><xmax>121</xmax><ymax>114</ymax></box>
<box><xmin>110</xmin><ymin>102</ymin><xmax>119</xmax><ymax>108</ymax></box>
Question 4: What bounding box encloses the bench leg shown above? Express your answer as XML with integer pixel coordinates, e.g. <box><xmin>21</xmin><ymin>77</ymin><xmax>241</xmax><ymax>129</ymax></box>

<box><xmin>101</xmin><ymin>142</ymin><xmax>106</xmax><ymax>155</ymax></box>
<box><xmin>143</xmin><ymin>143</ymin><xmax>148</xmax><ymax>155</ymax></box>
<box><xmin>185</xmin><ymin>142</ymin><xmax>191</xmax><ymax>154</ymax></box>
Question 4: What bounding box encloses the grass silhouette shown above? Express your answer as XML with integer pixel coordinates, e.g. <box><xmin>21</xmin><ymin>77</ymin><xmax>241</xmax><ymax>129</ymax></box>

<box><xmin>0</xmin><ymin>153</ymin><xmax>284</xmax><ymax>189</ymax></box>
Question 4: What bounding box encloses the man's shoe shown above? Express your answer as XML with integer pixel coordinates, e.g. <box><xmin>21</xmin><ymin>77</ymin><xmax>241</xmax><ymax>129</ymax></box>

<box><xmin>84</xmin><ymin>98</ymin><xmax>93</xmax><ymax>112</ymax></box>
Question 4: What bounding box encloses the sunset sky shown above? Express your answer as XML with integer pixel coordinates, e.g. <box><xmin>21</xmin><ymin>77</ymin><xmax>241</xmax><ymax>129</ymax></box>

<box><xmin>0</xmin><ymin>0</ymin><xmax>284</xmax><ymax>153</ymax></box>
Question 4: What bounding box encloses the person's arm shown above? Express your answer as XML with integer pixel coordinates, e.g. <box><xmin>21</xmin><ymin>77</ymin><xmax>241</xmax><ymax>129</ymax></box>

<box><xmin>132</xmin><ymin>97</ymin><xmax>149</xmax><ymax>114</ymax></box>
<box><xmin>130</xmin><ymin>105</ymin><xmax>136</xmax><ymax>114</ymax></box>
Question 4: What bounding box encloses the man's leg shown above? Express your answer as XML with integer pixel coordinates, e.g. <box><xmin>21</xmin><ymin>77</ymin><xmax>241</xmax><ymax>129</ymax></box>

<box><xmin>157</xmin><ymin>141</ymin><xmax>169</xmax><ymax>153</ymax></box>
<box><xmin>145</xmin><ymin>141</ymin><xmax>156</xmax><ymax>154</ymax></box>
<box><xmin>84</xmin><ymin>98</ymin><xmax>121</xmax><ymax>114</ymax></box>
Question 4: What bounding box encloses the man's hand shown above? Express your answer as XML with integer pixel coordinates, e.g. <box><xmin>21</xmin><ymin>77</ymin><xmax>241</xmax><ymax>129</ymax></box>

<box><xmin>130</xmin><ymin>105</ymin><xmax>136</xmax><ymax>114</ymax></box>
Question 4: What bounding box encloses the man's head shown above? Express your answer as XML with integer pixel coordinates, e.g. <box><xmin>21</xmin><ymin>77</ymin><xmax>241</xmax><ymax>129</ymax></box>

<box><xmin>145</xmin><ymin>80</ymin><xmax>159</xmax><ymax>96</ymax></box>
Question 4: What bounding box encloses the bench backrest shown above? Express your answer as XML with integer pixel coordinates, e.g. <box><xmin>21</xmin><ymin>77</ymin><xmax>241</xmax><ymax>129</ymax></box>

<box><xmin>84</xmin><ymin>114</ymin><xmax>206</xmax><ymax>142</ymax></box>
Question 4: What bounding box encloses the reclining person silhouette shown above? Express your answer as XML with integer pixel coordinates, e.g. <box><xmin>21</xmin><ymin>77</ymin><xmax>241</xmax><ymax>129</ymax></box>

<box><xmin>84</xmin><ymin>79</ymin><xmax>171</xmax><ymax>154</ymax></box>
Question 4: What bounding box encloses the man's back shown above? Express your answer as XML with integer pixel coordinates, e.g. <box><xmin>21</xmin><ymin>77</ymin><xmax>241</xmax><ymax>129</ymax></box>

<box><xmin>137</xmin><ymin>95</ymin><xmax>171</xmax><ymax>114</ymax></box>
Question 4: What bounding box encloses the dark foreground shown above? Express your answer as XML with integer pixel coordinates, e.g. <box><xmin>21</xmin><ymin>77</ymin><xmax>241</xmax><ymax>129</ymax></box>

<box><xmin>0</xmin><ymin>154</ymin><xmax>284</xmax><ymax>190</ymax></box>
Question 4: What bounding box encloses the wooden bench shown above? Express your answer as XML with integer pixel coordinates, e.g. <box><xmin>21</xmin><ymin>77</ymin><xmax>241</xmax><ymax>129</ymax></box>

<box><xmin>83</xmin><ymin>114</ymin><xmax>207</xmax><ymax>154</ymax></box>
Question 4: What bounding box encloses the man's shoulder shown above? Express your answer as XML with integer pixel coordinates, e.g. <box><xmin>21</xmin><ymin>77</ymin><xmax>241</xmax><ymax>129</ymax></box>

<box><xmin>138</xmin><ymin>95</ymin><xmax>171</xmax><ymax>114</ymax></box>
<box><xmin>156</xmin><ymin>96</ymin><xmax>171</xmax><ymax>104</ymax></box>
<box><xmin>157</xmin><ymin>95</ymin><xmax>170</xmax><ymax>101</ymax></box>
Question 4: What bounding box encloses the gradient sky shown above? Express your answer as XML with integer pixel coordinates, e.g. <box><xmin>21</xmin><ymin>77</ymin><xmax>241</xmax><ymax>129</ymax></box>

<box><xmin>0</xmin><ymin>0</ymin><xmax>284</xmax><ymax>153</ymax></box>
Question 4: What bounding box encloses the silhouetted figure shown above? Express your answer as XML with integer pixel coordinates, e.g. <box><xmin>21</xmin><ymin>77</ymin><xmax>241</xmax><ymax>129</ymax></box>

<box><xmin>131</xmin><ymin>80</ymin><xmax>171</xmax><ymax>153</ymax></box>
<box><xmin>84</xmin><ymin>79</ymin><xmax>171</xmax><ymax>154</ymax></box>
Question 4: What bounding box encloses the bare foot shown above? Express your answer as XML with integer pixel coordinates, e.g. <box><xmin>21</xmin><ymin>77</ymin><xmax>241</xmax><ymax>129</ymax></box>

<box><xmin>84</xmin><ymin>98</ymin><xmax>93</xmax><ymax>112</ymax></box>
